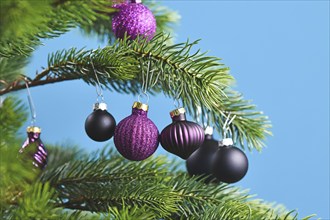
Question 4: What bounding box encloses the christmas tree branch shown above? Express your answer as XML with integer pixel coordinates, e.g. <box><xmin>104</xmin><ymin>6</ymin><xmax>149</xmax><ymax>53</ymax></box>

<box><xmin>0</xmin><ymin>74</ymin><xmax>78</xmax><ymax>95</ymax></box>
<box><xmin>0</xmin><ymin>0</ymin><xmax>179</xmax><ymax>58</ymax></box>
<box><xmin>0</xmin><ymin>34</ymin><xmax>270</xmax><ymax>151</ymax></box>
<box><xmin>0</xmin><ymin>0</ymin><xmax>316</xmax><ymax>218</ymax></box>
<box><xmin>0</xmin><ymin>98</ymin><xmax>313</xmax><ymax>219</ymax></box>
<box><xmin>36</xmin><ymin>147</ymin><xmax>308</xmax><ymax>219</ymax></box>
<box><xmin>0</xmin><ymin>0</ymin><xmax>99</xmax><ymax>57</ymax></box>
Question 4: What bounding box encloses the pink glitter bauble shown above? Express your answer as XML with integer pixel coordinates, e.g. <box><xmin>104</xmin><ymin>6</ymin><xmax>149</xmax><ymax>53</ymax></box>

<box><xmin>114</xmin><ymin>102</ymin><xmax>159</xmax><ymax>161</ymax></box>
<box><xmin>112</xmin><ymin>2</ymin><xmax>156</xmax><ymax>40</ymax></box>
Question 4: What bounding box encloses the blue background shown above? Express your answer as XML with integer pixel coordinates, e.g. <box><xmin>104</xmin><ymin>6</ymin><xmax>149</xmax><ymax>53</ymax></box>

<box><xmin>14</xmin><ymin>1</ymin><xmax>329</xmax><ymax>219</ymax></box>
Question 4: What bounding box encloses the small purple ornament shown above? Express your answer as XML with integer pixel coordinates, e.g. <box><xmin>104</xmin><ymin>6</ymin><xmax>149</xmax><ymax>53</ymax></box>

<box><xmin>160</xmin><ymin>108</ymin><xmax>205</xmax><ymax>159</ymax></box>
<box><xmin>112</xmin><ymin>1</ymin><xmax>156</xmax><ymax>41</ymax></box>
<box><xmin>114</xmin><ymin>102</ymin><xmax>159</xmax><ymax>161</ymax></box>
<box><xmin>19</xmin><ymin>126</ymin><xmax>47</xmax><ymax>169</ymax></box>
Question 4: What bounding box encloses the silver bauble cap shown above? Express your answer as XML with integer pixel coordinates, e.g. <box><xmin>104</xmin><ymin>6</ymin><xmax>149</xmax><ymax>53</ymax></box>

<box><xmin>93</xmin><ymin>102</ymin><xmax>107</xmax><ymax>111</ymax></box>
<box><xmin>219</xmin><ymin>138</ymin><xmax>233</xmax><ymax>146</ymax></box>
<box><xmin>204</xmin><ymin>126</ymin><xmax>213</xmax><ymax>135</ymax></box>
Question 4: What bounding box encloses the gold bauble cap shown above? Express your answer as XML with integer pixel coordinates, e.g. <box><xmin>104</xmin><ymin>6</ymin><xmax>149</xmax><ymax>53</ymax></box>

<box><xmin>27</xmin><ymin>126</ymin><xmax>41</xmax><ymax>133</ymax></box>
<box><xmin>132</xmin><ymin>102</ymin><xmax>148</xmax><ymax>111</ymax></box>
<box><xmin>170</xmin><ymin>107</ymin><xmax>186</xmax><ymax>118</ymax></box>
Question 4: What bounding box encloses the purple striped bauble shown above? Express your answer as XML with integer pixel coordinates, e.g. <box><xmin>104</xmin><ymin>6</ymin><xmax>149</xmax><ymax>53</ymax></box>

<box><xmin>19</xmin><ymin>126</ymin><xmax>47</xmax><ymax>169</ymax></box>
<box><xmin>114</xmin><ymin>102</ymin><xmax>159</xmax><ymax>161</ymax></box>
<box><xmin>160</xmin><ymin>108</ymin><xmax>205</xmax><ymax>159</ymax></box>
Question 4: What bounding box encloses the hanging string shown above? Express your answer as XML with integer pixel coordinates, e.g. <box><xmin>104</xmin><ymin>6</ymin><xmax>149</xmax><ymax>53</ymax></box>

<box><xmin>142</xmin><ymin>54</ymin><xmax>161</xmax><ymax>93</ymax></box>
<box><xmin>222</xmin><ymin>112</ymin><xmax>236</xmax><ymax>139</ymax></box>
<box><xmin>147</xmin><ymin>56</ymin><xmax>154</xmax><ymax>91</ymax></box>
<box><xmin>196</xmin><ymin>106</ymin><xmax>205</xmax><ymax>127</ymax></box>
<box><xmin>170</xmin><ymin>70</ymin><xmax>182</xmax><ymax>109</ymax></box>
<box><xmin>25</xmin><ymin>80</ymin><xmax>37</xmax><ymax>126</ymax></box>
<box><xmin>196</xmin><ymin>106</ymin><xmax>201</xmax><ymax>124</ymax></box>
<box><xmin>150</xmin><ymin>59</ymin><xmax>162</xmax><ymax>88</ymax></box>
<box><xmin>143</xmin><ymin>58</ymin><xmax>150</xmax><ymax>94</ymax></box>
<box><xmin>204</xmin><ymin>108</ymin><xmax>212</xmax><ymax>131</ymax></box>
<box><xmin>172</xmin><ymin>58</ymin><xmax>193</xmax><ymax>107</ymax></box>
<box><xmin>160</xmin><ymin>61</ymin><xmax>180</xmax><ymax>106</ymax></box>
<box><xmin>90</xmin><ymin>55</ymin><xmax>104</xmax><ymax>103</ymax></box>
<box><xmin>173</xmin><ymin>98</ymin><xmax>181</xmax><ymax>109</ymax></box>
<box><xmin>0</xmin><ymin>96</ymin><xmax>3</xmax><ymax>108</ymax></box>
<box><xmin>138</xmin><ymin>56</ymin><xmax>151</xmax><ymax>103</ymax></box>
<box><xmin>196</xmin><ymin>105</ymin><xmax>213</xmax><ymax>133</ymax></box>
<box><xmin>200</xmin><ymin>106</ymin><xmax>206</xmax><ymax>128</ymax></box>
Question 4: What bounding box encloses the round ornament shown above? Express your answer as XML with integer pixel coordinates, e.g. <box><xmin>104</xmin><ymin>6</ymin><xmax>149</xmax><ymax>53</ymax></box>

<box><xmin>212</xmin><ymin>138</ymin><xmax>248</xmax><ymax>183</ymax></box>
<box><xmin>114</xmin><ymin>102</ymin><xmax>159</xmax><ymax>161</ymax></box>
<box><xmin>19</xmin><ymin>126</ymin><xmax>47</xmax><ymax>169</ymax></box>
<box><xmin>85</xmin><ymin>102</ymin><xmax>116</xmax><ymax>142</ymax></box>
<box><xmin>112</xmin><ymin>0</ymin><xmax>156</xmax><ymax>41</ymax></box>
<box><xmin>160</xmin><ymin>108</ymin><xmax>204</xmax><ymax>159</ymax></box>
<box><xmin>186</xmin><ymin>127</ymin><xmax>219</xmax><ymax>183</ymax></box>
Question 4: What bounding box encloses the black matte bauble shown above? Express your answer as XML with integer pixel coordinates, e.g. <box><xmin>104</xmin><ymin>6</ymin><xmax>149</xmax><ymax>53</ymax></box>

<box><xmin>212</xmin><ymin>145</ymin><xmax>248</xmax><ymax>183</ymax></box>
<box><xmin>186</xmin><ymin>134</ymin><xmax>219</xmax><ymax>183</ymax></box>
<box><xmin>85</xmin><ymin>109</ymin><xmax>116</xmax><ymax>142</ymax></box>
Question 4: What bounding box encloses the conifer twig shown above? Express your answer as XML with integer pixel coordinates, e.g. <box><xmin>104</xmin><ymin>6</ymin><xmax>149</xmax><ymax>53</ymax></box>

<box><xmin>0</xmin><ymin>34</ymin><xmax>271</xmax><ymax>150</ymax></box>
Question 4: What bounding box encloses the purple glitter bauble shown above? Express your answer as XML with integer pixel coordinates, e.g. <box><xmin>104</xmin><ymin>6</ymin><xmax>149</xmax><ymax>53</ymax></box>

<box><xmin>19</xmin><ymin>126</ymin><xmax>47</xmax><ymax>169</ymax></box>
<box><xmin>114</xmin><ymin>102</ymin><xmax>159</xmax><ymax>161</ymax></box>
<box><xmin>112</xmin><ymin>2</ymin><xmax>156</xmax><ymax>40</ymax></box>
<box><xmin>160</xmin><ymin>108</ymin><xmax>205</xmax><ymax>159</ymax></box>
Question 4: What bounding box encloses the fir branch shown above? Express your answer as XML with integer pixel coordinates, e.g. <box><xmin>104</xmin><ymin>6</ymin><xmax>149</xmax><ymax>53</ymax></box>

<box><xmin>107</xmin><ymin>206</ymin><xmax>157</xmax><ymax>220</ymax></box>
<box><xmin>0</xmin><ymin>56</ymin><xmax>29</xmax><ymax>83</ymax></box>
<box><xmin>41</xmin><ymin>153</ymin><xmax>180</xmax><ymax>218</ymax></box>
<box><xmin>1</xmin><ymin>134</ymin><xmax>314</xmax><ymax>219</ymax></box>
<box><xmin>0</xmin><ymin>143</ymin><xmax>40</xmax><ymax>217</ymax></box>
<box><xmin>36</xmin><ymin>146</ymin><xmax>308</xmax><ymax>219</ymax></box>
<box><xmin>0</xmin><ymin>0</ymin><xmax>179</xmax><ymax>58</ymax></box>
<box><xmin>0</xmin><ymin>34</ymin><xmax>271</xmax><ymax>151</ymax></box>
<box><xmin>0</xmin><ymin>97</ymin><xmax>27</xmax><ymax>146</ymax></box>
<box><xmin>0</xmin><ymin>0</ymin><xmax>116</xmax><ymax>57</ymax></box>
<box><xmin>9</xmin><ymin>183</ymin><xmax>59</xmax><ymax>219</ymax></box>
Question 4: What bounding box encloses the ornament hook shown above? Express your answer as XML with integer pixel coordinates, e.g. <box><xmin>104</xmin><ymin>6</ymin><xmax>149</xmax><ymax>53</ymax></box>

<box><xmin>24</xmin><ymin>79</ymin><xmax>37</xmax><ymax>126</ymax></box>
<box><xmin>196</xmin><ymin>106</ymin><xmax>211</xmax><ymax>130</ymax></box>
<box><xmin>90</xmin><ymin>54</ymin><xmax>105</xmax><ymax>103</ymax></box>
<box><xmin>168</xmin><ymin>69</ymin><xmax>183</xmax><ymax>109</ymax></box>
<box><xmin>0</xmin><ymin>96</ymin><xmax>3</xmax><ymax>108</ymax></box>
<box><xmin>174</xmin><ymin>99</ymin><xmax>181</xmax><ymax>109</ymax></box>
<box><xmin>138</xmin><ymin>92</ymin><xmax>149</xmax><ymax>103</ymax></box>
<box><xmin>196</xmin><ymin>106</ymin><xmax>203</xmax><ymax>125</ymax></box>
<box><xmin>139</xmin><ymin>54</ymin><xmax>154</xmax><ymax>104</ymax></box>
<box><xmin>222</xmin><ymin>112</ymin><xmax>236</xmax><ymax>139</ymax></box>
